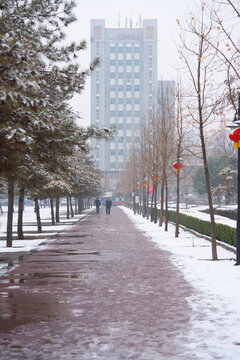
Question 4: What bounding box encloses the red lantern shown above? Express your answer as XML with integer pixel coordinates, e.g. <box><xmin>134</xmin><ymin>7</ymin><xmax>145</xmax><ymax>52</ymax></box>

<box><xmin>173</xmin><ymin>162</ymin><xmax>183</xmax><ymax>174</ymax></box>
<box><xmin>143</xmin><ymin>179</ymin><xmax>148</xmax><ymax>188</ymax></box>
<box><xmin>229</xmin><ymin>128</ymin><xmax>240</xmax><ymax>149</ymax></box>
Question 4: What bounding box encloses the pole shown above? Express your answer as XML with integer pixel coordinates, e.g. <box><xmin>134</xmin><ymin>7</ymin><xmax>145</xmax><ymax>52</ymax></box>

<box><xmin>236</xmin><ymin>93</ymin><xmax>240</xmax><ymax>265</ymax></box>
<box><xmin>237</xmin><ymin>147</ymin><xmax>240</xmax><ymax>265</ymax></box>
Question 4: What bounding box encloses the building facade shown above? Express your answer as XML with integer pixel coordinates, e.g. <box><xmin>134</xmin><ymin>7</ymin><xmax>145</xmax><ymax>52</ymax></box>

<box><xmin>90</xmin><ymin>19</ymin><xmax>158</xmax><ymax>190</ymax></box>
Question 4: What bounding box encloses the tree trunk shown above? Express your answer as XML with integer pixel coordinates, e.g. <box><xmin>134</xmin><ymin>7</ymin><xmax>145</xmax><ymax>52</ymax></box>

<box><xmin>17</xmin><ymin>184</ymin><xmax>25</xmax><ymax>239</ymax></box>
<box><xmin>150</xmin><ymin>185</ymin><xmax>154</xmax><ymax>221</ymax></box>
<box><xmin>34</xmin><ymin>198</ymin><xmax>42</xmax><ymax>233</ymax></box>
<box><xmin>55</xmin><ymin>197</ymin><xmax>60</xmax><ymax>223</ymax></box>
<box><xmin>146</xmin><ymin>178</ymin><xmax>150</xmax><ymax>219</ymax></box>
<box><xmin>67</xmin><ymin>196</ymin><xmax>70</xmax><ymax>219</ymax></box>
<box><xmin>0</xmin><ymin>202</ymin><xmax>3</xmax><ymax>214</ymax></box>
<box><xmin>50</xmin><ymin>198</ymin><xmax>55</xmax><ymax>225</ymax></box>
<box><xmin>70</xmin><ymin>197</ymin><xmax>74</xmax><ymax>217</ymax></box>
<box><xmin>159</xmin><ymin>176</ymin><xmax>165</xmax><ymax>227</ymax></box>
<box><xmin>78</xmin><ymin>197</ymin><xmax>81</xmax><ymax>214</ymax></box>
<box><xmin>200</xmin><ymin>123</ymin><xmax>218</xmax><ymax>260</ymax></box>
<box><xmin>154</xmin><ymin>183</ymin><xmax>158</xmax><ymax>223</ymax></box>
<box><xmin>75</xmin><ymin>197</ymin><xmax>77</xmax><ymax>215</ymax></box>
<box><xmin>165</xmin><ymin>179</ymin><xmax>168</xmax><ymax>232</ymax></box>
<box><xmin>7</xmin><ymin>179</ymin><xmax>14</xmax><ymax>247</ymax></box>
<box><xmin>175</xmin><ymin>167</ymin><xmax>180</xmax><ymax>237</ymax></box>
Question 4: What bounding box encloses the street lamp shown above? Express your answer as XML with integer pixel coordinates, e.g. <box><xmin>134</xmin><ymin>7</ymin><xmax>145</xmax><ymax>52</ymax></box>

<box><xmin>143</xmin><ymin>178</ymin><xmax>148</xmax><ymax>217</ymax></box>
<box><xmin>227</xmin><ymin>93</ymin><xmax>240</xmax><ymax>265</ymax></box>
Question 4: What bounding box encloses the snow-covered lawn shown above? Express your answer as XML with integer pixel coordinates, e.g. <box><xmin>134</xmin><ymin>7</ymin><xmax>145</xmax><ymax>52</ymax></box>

<box><xmin>122</xmin><ymin>206</ymin><xmax>240</xmax><ymax>360</ymax></box>
<box><xmin>179</xmin><ymin>204</ymin><xmax>237</xmax><ymax>228</ymax></box>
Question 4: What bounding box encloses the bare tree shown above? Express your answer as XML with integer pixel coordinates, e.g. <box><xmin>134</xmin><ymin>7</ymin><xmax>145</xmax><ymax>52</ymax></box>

<box><xmin>177</xmin><ymin>2</ymin><xmax>224</xmax><ymax>260</ymax></box>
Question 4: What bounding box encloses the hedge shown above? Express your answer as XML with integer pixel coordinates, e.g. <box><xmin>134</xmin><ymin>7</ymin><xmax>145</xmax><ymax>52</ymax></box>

<box><xmin>129</xmin><ymin>205</ymin><xmax>237</xmax><ymax>248</ymax></box>
<box><xmin>158</xmin><ymin>208</ymin><xmax>236</xmax><ymax>247</ymax></box>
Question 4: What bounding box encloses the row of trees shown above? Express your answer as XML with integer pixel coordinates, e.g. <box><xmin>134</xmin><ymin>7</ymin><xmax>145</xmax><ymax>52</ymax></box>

<box><xmin>0</xmin><ymin>1</ymin><xmax>111</xmax><ymax>246</ymax></box>
<box><xmin>122</xmin><ymin>0</ymin><xmax>240</xmax><ymax>261</ymax></box>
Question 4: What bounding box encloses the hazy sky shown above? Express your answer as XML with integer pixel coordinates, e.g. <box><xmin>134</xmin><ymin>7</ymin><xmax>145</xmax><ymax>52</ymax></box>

<box><xmin>66</xmin><ymin>0</ymin><xmax>193</xmax><ymax>127</ymax></box>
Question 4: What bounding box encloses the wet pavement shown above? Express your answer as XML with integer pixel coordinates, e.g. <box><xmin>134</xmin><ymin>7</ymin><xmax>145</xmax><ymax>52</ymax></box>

<box><xmin>0</xmin><ymin>207</ymin><xmax>195</xmax><ymax>360</ymax></box>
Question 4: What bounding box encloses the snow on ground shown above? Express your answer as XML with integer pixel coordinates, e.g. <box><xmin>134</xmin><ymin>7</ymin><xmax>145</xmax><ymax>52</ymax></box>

<box><xmin>121</xmin><ymin>206</ymin><xmax>240</xmax><ymax>360</ymax></box>
<box><xmin>0</xmin><ymin>205</ymin><xmax>92</xmax><ymax>273</ymax></box>
<box><xmin>180</xmin><ymin>205</ymin><xmax>237</xmax><ymax>228</ymax></box>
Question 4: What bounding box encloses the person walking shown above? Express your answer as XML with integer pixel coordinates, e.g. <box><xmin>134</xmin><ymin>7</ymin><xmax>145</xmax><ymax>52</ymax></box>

<box><xmin>94</xmin><ymin>197</ymin><xmax>101</xmax><ymax>214</ymax></box>
<box><xmin>105</xmin><ymin>198</ymin><xmax>112</xmax><ymax>215</ymax></box>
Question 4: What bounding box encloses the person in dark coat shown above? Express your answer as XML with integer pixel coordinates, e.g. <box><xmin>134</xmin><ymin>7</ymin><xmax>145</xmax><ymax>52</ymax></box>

<box><xmin>105</xmin><ymin>198</ymin><xmax>112</xmax><ymax>215</ymax></box>
<box><xmin>94</xmin><ymin>197</ymin><xmax>101</xmax><ymax>214</ymax></box>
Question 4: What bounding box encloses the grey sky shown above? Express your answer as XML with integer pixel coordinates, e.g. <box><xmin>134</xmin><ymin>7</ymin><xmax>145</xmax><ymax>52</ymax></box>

<box><xmin>66</xmin><ymin>0</ymin><xmax>192</xmax><ymax>127</ymax></box>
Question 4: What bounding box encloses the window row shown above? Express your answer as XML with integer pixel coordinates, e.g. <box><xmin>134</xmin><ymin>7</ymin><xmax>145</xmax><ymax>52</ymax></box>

<box><xmin>110</xmin><ymin>99</ymin><xmax>140</xmax><ymax>104</ymax></box>
<box><xmin>110</xmin><ymin>111</ymin><xmax>140</xmax><ymax>116</ymax></box>
<box><xmin>110</xmin><ymin>60</ymin><xmax>140</xmax><ymax>66</ymax></box>
<box><xmin>110</xmin><ymin>47</ymin><xmax>140</xmax><ymax>53</ymax></box>
<box><xmin>110</xmin><ymin>86</ymin><xmax>140</xmax><ymax>92</ymax></box>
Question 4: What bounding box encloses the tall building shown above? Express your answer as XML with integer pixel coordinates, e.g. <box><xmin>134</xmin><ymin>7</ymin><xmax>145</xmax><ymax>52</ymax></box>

<box><xmin>90</xmin><ymin>19</ymin><xmax>158</xmax><ymax>190</ymax></box>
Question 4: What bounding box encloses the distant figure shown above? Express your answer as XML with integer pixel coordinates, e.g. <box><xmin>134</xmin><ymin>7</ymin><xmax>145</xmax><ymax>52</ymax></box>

<box><xmin>105</xmin><ymin>198</ymin><xmax>112</xmax><ymax>215</ymax></box>
<box><xmin>94</xmin><ymin>197</ymin><xmax>101</xmax><ymax>214</ymax></box>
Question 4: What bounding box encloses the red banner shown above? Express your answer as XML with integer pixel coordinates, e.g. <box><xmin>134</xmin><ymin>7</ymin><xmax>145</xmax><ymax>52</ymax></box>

<box><xmin>148</xmin><ymin>184</ymin><xmax>153</xmax><ymax>194</ymax></box>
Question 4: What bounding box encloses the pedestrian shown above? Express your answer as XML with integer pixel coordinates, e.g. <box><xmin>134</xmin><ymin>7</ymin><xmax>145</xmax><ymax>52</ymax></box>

<box><xmin>94</xmin><ymin>197</ymin><xmax>101</xmax><ymax>214</ymax></box>
<box><xmin>105</xmin><ymin>198</ymin><xmax>112</xmax><ymax>215</ymax></box>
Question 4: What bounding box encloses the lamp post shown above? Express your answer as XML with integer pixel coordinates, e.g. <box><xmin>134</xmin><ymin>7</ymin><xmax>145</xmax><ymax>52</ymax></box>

<box><xmin>227</xmin><ymin>93</ymin><xmax>240</xmax><ymax>265</ymax></box>
<box><xmin>143</xmin><ymin>178</ymin><xmax>148</xmax><ymax>217</ymax></box>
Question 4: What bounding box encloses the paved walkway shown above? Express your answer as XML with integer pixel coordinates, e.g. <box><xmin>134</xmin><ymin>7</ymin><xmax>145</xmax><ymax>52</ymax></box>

<box><xmin>0</xmin><ymin>207</ymin><xmax>195</xmax><ymax>360</ymax></box>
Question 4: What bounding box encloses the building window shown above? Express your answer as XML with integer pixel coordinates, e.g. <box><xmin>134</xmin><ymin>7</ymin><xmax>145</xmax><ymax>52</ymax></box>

<box><xmin>149</xmin><ymin>45</ymin><xmax>152</xmax><ymax>55</ymax></box>
<box><xmin>135</xmin><ymin>99</ymin><xmax>140</xmax><ymax>104</ymax></box>
<box><xmin>126</xmin><ymin>111</ymin><xmax>132</xmax><ymax>117</ymax></box>
<box><xmin>119</xmin><ymin>98</ymin><xmax>123</xmax><ymax>104</ymax></box>
<box><xmin>118</xmin><ymin>60</ymin><xmax>124</xmax><ymax>66</ymax></box>
<box><xmin>135</xmin><ymin>111</ymin><xmax>140</xmax><ymax>116</ymax></box>
<box><xmin>119</xmin><ymin>163</ymin><xmax>124</xmax><ymax>169</ymax></box>
<box><xmin>135</xmin><ymin>73</ymin><xmax>140</xmax><ymax>78</ymax></box>
<box><xmin>127</xmin><ymin>137</ymin><xmax>132</xmax><ymax>142</ymax></box>
<box><xmin>110</xmin><ymin>86</ymin><xmax>115</xmax><ymax>92</ymax></box>
<box><xmin>149</xmin><ymin>71</ymin><xmax>152</xmax><ymax>80</ymax></box>
<box><xmin>135</xmin><ymin>60</ymin><xmax>140</xmax><ymax>66</ymax></box>
<box><xmin>111</xmin><ymin>150</ymin><xmax>115</xmax><ymax>155</ymax></box>
<box><xmin>126</xmin><ymin>60</ymin><xmax>131</xmax><ymax>66</ymax></box>
<box><xmin>134</xmin><ymin>47</ymin><xmax>140</xmax><ymax>52</ymax></box>
<box><xmin>119</xmin><ymin>150</ymin><xmax>124</xmax><ymax>155</ymax></box>
<box><xmin>127</xmin><ymin>99</ymin><xmax>132</xmax><ymax>104</ymax></box>
<box><xmin>110</xmin><ymin>162</ymin><xmax>115</xmax><ymax>169</ymax></box>
<box><xmin>110</xmin><ymin>111</ymin><xmax>115</xmax><ymax>116</ymax></box>
<box><xmin>126</xmin><ymin>47</ymin><xmax>131</xmax><ymax>53</ymax></box>
<box><xmin>96</xmin><ymin>97</ymin><xmax>100</xmax><ymax>106</ymax></box>
<box><xmin>135</xmin><ymin>86</ymin><xmax>140</xmax><ymax>92</ymax></box>
<box><xmin>118</xmin><ymin>111</ymin><xmax>123</xmax><ymax>117</ymax></box>
<box><xmin>149</xmin><ymin>58</ymin><xmax>152</xmax><ymax>68</ymax></box>
<box><xmin>110</xmin><ymin>73</ymin><xmax>115</xmax><ymax>78</ymax></box>
<box><xmin>126</xmin><ymin>124</ymin><xmax>132</xmax><ymax>129</ymax></box>
<box><xmin>110</xmin><ymin>47</ymin><xmax>115</xmax><ymax>53</ymax></box>
<box><xmin>118</xmin><ymin>73</ymin><xmax>124</xmax><ymax>78</ymax></box>
<box><xmin>118</xmin><ymin>86</ymin><xmax>124</xmax><ymax>92</ymax></box>
<box><xmin>127</xmin><ymin>86</ymin><xmax>131</xmax><ymax>92</ymax></box>
<box><xmin>110</xmin><ymin>99</ymin><xmax>115</xmax><ymax>104</ymax></box>
<box><xmin>119</xmin><ymin>137</ymin><xmax>124</xmax><ymax>143</ymax></box>
<box><xmin>96</xmin><ymin>71</ymin><xmax>100</xmax><ymax>80</ymax></box>
<box><xmin>96</xmin><ymin>84</ymin><xmax>99</xmax><ymax>94</ymax></box>
<box><xmin>110</xmin><ymin>60</ymin><xmax>115</xmax><ymax>65</ymax></box>
<box><xmin>118</xmin><ymin>124</ymin><xmax>123</xmax><ymax>129</ymax></box>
